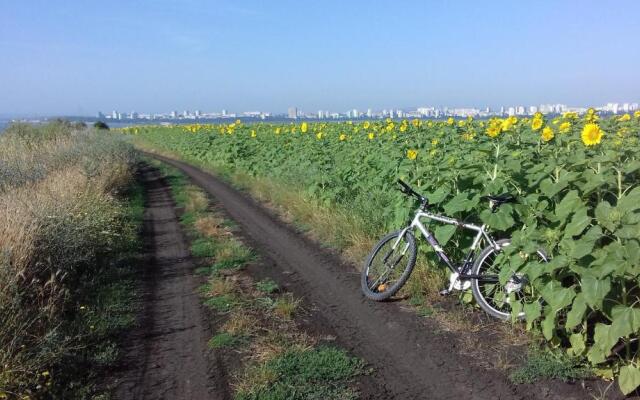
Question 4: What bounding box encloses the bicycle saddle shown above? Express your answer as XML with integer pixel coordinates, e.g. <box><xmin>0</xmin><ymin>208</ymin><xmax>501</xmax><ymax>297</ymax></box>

<box><xmin>480</xmin><ymin>194</ymin><xmax>516</xmax><ymax>204</ymax></box>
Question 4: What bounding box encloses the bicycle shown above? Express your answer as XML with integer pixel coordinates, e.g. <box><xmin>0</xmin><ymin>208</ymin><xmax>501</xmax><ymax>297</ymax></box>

<box><xmin>360</xmin><ymin>179</ymin><xmax>548</xmax><ymax>320</ymax></box>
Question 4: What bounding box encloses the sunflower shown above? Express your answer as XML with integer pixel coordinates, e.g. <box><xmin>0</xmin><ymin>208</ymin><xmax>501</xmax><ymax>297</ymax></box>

<box><xmin>581</xmin><ymin>123</ymin><xmax>603</xmax><ymax>146</ymax></box>
<box><xmin>339</xmin><ymin>133</ymin><xmax>347</xmax><ymax>141</ymax></box>
<box><xmin>531</xmin><ymin>118</ymin><xmax>543</xmax><ymax>131</ymax></box>
<box><xmin>619</xmin><ymin>114</ymin><xmax>631</xmax><ymax>122</ymax></box>
<box><xmin>368</xmin><ymin>132</ymin><xmax>375</xmax><ymax>140</ymax></box>
<box><xmin>559</xmin><ymin>122</ymin><xmax>571</xmax><ymax>133</ymax></box>
<box><xmin>407</xmin><ymin>149</ymin><xmax>418</xmax><ymax>160</ymax></box>
<box><xmin>301</xmin><ymin>122</ymin><xmax>308</xmax><ymax>133</ymax></box>
<box><xmin>363</xmin><ymin>121</ymin><xmax>371</xmax><ymax>129</ymax></box>
<box><xmin>541</xmin><ymin>127</ymin><xmax>554</xmax><ymax>142</ymax></box>
<box><xmin>251</xmin><ymin>130</ymin><xmax>256</xmax><ymax>138</ymax></box>
<box><xmin>447</xmin><ymin>117</ymin><xmax>454</xmax><ymax>126</ymax></box>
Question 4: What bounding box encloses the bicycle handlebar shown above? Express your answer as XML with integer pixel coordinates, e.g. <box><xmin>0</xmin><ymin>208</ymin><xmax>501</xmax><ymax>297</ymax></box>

<box><xmin>397</xmin><ymin>179</ymin><xmax>428</xmax><ymax>205</ymax></box>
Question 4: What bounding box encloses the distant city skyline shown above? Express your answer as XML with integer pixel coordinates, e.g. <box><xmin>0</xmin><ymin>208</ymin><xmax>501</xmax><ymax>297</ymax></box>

<box><xmin>1</xmin><ymin>1</ymin><xmax>639</xmax><ymax>115</ymax></box>
<box><xmin>95</xmin><ymin>100</ymin><xmax>639</xmax><ymax>122</ymax></box>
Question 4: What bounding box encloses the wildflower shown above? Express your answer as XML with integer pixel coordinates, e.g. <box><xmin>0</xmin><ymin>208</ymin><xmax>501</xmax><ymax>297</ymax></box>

<box><xmin>563</xmin><ymin>111</ymin><xmax>578</xmax><ymax>119</ymax></box>
<box><xmin>407</xmin><ymin>149</ymin><xmax>418</xmax><ymax>160</ymax></box>
<box><xmin>386</xmin><ymin>123</ymin><xmax>395</xmax><ymax>132</ymax></box>
<box><xmin>316</xmin><ymin>132</ymin><xmax>323</xmax><ymax>140</ymax></box>
<box><xmin>251</xmin><ymin>130</ymin><xmax>256</xmax><ymax>138</ymax></box>
<box><xmin>635</xmin><ymin>110</ymin><xmax>640</xmax><ymax>118</ymax></box>
<box><xmin>619</xmin><ymin>113</ymin><xmax>631</xmax><ymax>122</ymax></box>
<box><xmin>431</xmin><ymin>138</ymin><xmax>439</xmax><ymax>146</ymax></box>
<box><xmin>363</xmin><ymin>121</ymin><xmax>371</xmax><ymax>129</ymax></box>
<box><xmin>559</xmin><ymin>122</ymin><xmax>571</xmax><ymax>133</ymax></box>
<box><xmin>368</xmin><ymin>132</ymin><xmax>375</xmax><ymax>140</ymax></box>
<box><xmin>581</xmin><ymin>123</ymin><xmax>603</xmax><ymax>146</ymax></box>
<box><xmin>399</xmin><ymin>124</ymin><xmax>407</xmax><ymax>132</ymax></box>
<box><xmin>531</xmin><ymin>117</ymin><xmax>543</xmax><ymax>131</ymax></box>
<box><xmin>339</xmin><ymin>133</ymin><xmax>347</xmax><ymax>141</ymax></box>
<box><xmin>447</xmin><ymin>117</ymin><xmax>455</xmax><ymax>126</ymax></box>
<box><xmin>411</xmin><ymin>119</ymin><xmax>421</xmax><ymax>127</ymax></box>
<box><xmin>275</xmin><ymin>127</ymin><xmax>281</xmax><ymax>135</ymax></box>
<box><xmin>301</xmin><ymin>122</ymin><xmax>308</xmax><ymax>133</ymax></box>
<box><xmin>541</xmin><ymin>126</ymin><xmax>554</xmax><ymax>142</ymax></box>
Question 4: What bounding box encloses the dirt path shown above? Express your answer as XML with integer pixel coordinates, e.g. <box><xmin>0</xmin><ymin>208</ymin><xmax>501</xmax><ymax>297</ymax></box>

<box><xmin>113</xmin><ymin>165</ymin><xmax>228</xmax><ymax>400</ymax></box>
<box><xmin>147</xmin><ymin>154</ymin><xmax>591</xmax><ymax>400</ymax></box>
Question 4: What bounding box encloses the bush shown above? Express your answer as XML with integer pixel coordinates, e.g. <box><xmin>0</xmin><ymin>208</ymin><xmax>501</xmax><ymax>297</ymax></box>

<box><xmin>94</xmin><ymin>121</ymin><xmax>109</xmax><ymax>130</ymax></box>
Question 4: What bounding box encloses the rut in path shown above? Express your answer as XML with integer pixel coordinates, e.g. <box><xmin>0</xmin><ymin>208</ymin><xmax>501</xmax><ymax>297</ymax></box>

<box><xmin>148</xmin><ymin>153</ymin><xmax>593</xmax><ymax>400</ymax></box>
<box><xmin>113</xmin><ymin>165</ymin><xmax>228</xmax><ymax>400</ymax></box>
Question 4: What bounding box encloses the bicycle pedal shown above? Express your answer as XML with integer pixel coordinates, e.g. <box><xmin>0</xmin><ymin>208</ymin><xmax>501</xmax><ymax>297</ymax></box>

<box><xmin>439</xmin><ymin>289</ymin><xmax>452</xmax><ymax>296</ymax></box>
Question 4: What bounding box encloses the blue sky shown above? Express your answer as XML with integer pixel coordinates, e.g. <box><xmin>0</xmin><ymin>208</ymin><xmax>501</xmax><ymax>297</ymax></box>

<box><xmin>1</xmin><ymin>0</ymin><xmax>639</xmax><ymax>116</ymax></box>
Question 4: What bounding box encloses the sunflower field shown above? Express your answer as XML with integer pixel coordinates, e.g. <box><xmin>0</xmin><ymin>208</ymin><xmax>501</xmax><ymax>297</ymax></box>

<box><xmin>127</xmin><ymin>109</ymin><xmax>640</xmax><ymax>393</ymax></box>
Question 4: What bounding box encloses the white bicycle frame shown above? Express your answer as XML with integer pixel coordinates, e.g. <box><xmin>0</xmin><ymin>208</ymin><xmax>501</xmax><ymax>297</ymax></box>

<box><xmin>393</xmin><ymin>207</ymin><xmax>499</xmax><ymax>276</ymax></box>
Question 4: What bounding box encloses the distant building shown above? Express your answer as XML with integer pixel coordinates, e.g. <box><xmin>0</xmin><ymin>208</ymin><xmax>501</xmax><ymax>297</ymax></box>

<box><xmin>366</xmin><ymin>108</ymin><xmax>372</xmax><ymax>118</ymax></box>
<box><xmin>170</xmin><ymin>111</ymin><xmax>177</xmax><ymax>118</ymax></box>
<box><xmin>222</xmin><ymin>109</ymin><xmax>227</xmax><ymax>117</ymax></box>
<box><xmin>288</xmin><ymin>107</ymin><xmax>298</xmax><ymax>119</ymax></box>
<box><xmin>195</xmin><ymin>110</ymin><xmax>201</xmax><ymax>117</ymax></box>
<box><xmin>112</xmin><ymin>110</ymin><xmax>118</xmax><ymax>119</ymax></box>
<box><xmin>97</xmin><ymin>111</ymin><xmax>105</xmax><ymax>119</ymax></box>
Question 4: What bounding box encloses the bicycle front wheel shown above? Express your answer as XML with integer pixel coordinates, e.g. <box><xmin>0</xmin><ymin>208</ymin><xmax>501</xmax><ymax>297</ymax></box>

<box><xmin>361</xmin><ymin>229</ymin><xmax>417</xmax><ymax>301</ymax></box>
<box><xmin>471</xmin><ymin>239</ymin><xmax>547</xmax><ymax>320</ymax></box>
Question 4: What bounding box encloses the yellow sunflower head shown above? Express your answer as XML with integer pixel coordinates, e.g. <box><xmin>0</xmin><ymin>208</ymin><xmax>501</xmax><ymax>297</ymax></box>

<box><xmin>301</xmin><ymin>122</ymin><xmax>308</xmax><ymax>133</ymax></box>
<box><xmin>531</xmin><ymin>118</ymin><xmax>543</xmax><ymax>131</ymax></box>
<box><xmin>559</xmin><ymin>122</ymin><xmax>571</xmax><ymax>133</ymax></box>
<box><xmin>407</xmin><ymin>149</ymin><xmax>418</xmax><ymax>160</ymax></box>
<box><xmin>581</xmin><ymin>123</ymin><xmax>603</xmax><ymax>146</ymax></box>
<box><xmin>541</xmin><ymin>127</ymin><xmax>554</xmax><ymax>142</ymax></box>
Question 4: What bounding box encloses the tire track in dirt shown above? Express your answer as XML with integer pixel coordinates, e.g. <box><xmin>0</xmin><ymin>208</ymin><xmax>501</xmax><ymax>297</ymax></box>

<box><xmin>112</xmin><ymin>165</ymin><xmax>229</xmax><ymax>400</ymax></box>
<box><xmin>148</xmin><ymin>153</ymin><xmax>592</xmax><ymax>400</ymax></box>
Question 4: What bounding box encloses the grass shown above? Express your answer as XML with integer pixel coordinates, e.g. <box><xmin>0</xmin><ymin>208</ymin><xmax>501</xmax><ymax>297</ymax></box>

<box><xmin>272</xmin><ymin>294</ymin><xmax>301</xmax><ymax>320</ymax></box>
<box><xmin>235</xmin><ymin>346</ymin><xmax>364</xmax><ymax>400</ymax></box>
<box><xmin>0</xmin><ymin>121</ymin><xmax>140</xmax><ymax>398</ymax></box>
<box><xmin>509</xmin><ymin>350</ymin><xmax>591</xmax><ymax>384</ymax></box>
<box><xmin>256</xmin><ymin>279</ymin><xmax>279</xmax><ymax>294</ymax></box>
<box><xmin>208</xmin><ymin>332</ymin><xmax>245</xmax><ymax>349</ymax></box>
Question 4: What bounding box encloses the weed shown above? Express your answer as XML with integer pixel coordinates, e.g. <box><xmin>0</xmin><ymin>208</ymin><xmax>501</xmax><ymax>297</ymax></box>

<box><xmin>191</xmin><ymin>237</ymin><xmax>218</xmax><ymax>258</ymax></box>
<box><xmin>204</xmin><ymin>295</ymin><xmax>238</xmax><ymax>313</ymax></box>
<box><xmin>272</xmin><ymin>294</ymin><xmax>300</xmax><ymax>320</ymax></box>
<box><xmin>509</xmin><ymin>350</ymin><xmax>591</xmax><ymax>384</ymax></box>
<box><xmin>256</xmin><ymin>279</ymin><xmax>279</xmax><ymax>294</ymax></box>
<box><xmin>235</xmin><ymin>346</ymin><xmax>363</xmax><ymax>400</ymax></box>
<box><xmin>208</xmin><ymin>332</ymin><xmax>244</xmax><ymax>349</ymax></box>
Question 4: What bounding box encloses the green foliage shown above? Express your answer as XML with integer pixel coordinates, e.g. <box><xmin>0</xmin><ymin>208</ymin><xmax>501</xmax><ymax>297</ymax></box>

<box><xmin>131</xmin><ymin>113</ymin><xmax>640</xmax><ymax>390</ymax></box>
<box><xmin>191</xmin><ymin>237</ymin><xmax>218</xmax><ymax>258</ymax></box>
<box><xmin>208</xmin><ymin>332</ymin><xmax>244</xmax><ymax>349</ymax></box>
<box><xmin>204</xmin><ymin>295</ymin><xmax>238</xmax><ymax>313</ymax></box>
<box><xmin>509</xmin><ymin>350</ymin><xmax>591</xmax><ymax>384</ymax></box>
<box><xmin>235</xmin><ymin>346</ymin><xmax>363</xmax><ymax>400</ymax></box>
<box><xmin>256</xmin><ymin>279</ymin><xmax>279</xmax><ymax>294</ymax></box>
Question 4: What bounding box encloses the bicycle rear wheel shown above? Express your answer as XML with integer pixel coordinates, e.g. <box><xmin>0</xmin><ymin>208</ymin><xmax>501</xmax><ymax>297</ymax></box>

<box><xmin>361</xmin><ymin>230</ymin><xmax>417</xmax><ymax>301</ymax></box>
<box><xmin>471</xmin><ymin>239</ymin><xmax>548</xmax><ymax>320</ymax></box>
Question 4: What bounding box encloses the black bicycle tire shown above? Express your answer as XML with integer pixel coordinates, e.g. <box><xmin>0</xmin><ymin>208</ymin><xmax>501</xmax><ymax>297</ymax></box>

<box><xmin>471</xmin><ymin>239</ymin><xmax>548</xmax><ymax>320</ymax></box>
<box><xmin>361</xmin><ymin>230</ymin><xmax>417</xmax><ymax>301</ymax></box>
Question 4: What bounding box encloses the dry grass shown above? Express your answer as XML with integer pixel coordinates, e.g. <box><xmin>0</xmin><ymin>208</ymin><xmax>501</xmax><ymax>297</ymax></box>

<box><xmin>194</xmin><ymin>214</ymin><xmax>227</xmax><ymax>238</ymax></box>
<box><xmin>209</xmin><ymin>275</ymin><xmax>238</xmax><ymax>297</ymax></box>
<box><xmin>0</xmin><ymin>122</ymin><xmax>136</xmax><ymax>395</ymax></box>
<box><xmin>272</xmin><ymin>293</ymin><xmax>301</xmax><ymax>320</ymax></box>
<box><xmin>221</xmin><ymin>311</ymin><xmax>256</xmax><ymax>337</ymax></box>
